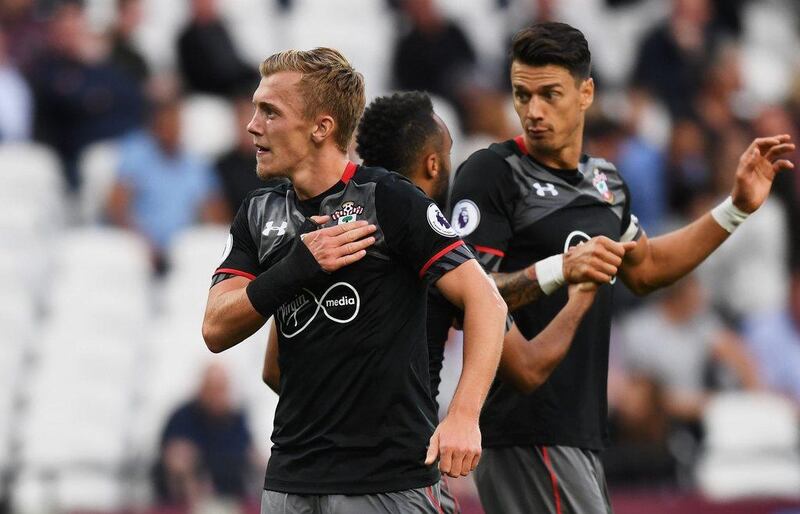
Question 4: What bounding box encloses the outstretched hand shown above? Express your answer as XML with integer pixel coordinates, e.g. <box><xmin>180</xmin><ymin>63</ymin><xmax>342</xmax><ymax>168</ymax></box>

<box><xmin>731</xmin><ymin>134</ymin><xmax>795</xmax><ymax>213</ymax></box>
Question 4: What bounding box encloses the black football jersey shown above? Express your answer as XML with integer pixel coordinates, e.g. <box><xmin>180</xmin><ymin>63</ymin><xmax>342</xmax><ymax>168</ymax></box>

<box><xmin>213</xmin><ymin>162</ymin><xmax>474</xmax><ymax>494</ymax></box>
<box><xmin>450</xmin><ymin>137</ymin><xmax>641</xmax><ymax>450</ymax></box>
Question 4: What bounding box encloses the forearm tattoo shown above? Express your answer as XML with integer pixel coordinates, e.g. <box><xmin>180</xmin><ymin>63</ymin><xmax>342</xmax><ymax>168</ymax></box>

<box><xmin>492</xmin><ymin>269</ymin><xmax>543</xmax><ymax>312</ymax></box>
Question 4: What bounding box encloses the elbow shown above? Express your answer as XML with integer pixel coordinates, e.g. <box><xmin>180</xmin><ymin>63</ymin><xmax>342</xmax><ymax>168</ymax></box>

<box><xmin>517</xmin><ymin>371</ymin><xmax>546</xmax><ymax>394</ymax></box>
<box><xmin>623</xmin><ymin>276</ymin><xmax>658</xmax><ymax>297</ymax></box>
<box><xmin>202</xmin><ymin>320</ymin><xmax>227</xmax><ymax>354</ymax></box>
<box><xmin>502</xmin><ymin>366</ymin><xmax>546</xmax><ymax>394</ymax></box>
<box><xmin>490</xmin><ymin>285</ymin><xmax>508</xmax><ymax>318</ymax></box>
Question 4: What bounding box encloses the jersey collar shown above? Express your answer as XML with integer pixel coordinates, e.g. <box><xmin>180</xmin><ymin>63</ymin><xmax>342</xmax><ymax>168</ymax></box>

<box><xmin>341</xmin><ymin>161</ymin><xmax>358</xmax><ymax>184</ymax></box>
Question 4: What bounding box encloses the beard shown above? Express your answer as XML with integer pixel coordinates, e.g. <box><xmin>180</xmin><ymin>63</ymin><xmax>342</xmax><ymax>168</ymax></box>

<box><xmin>430</xmin><ymin>166</ymin><xmax>451</xmax><ymax>209</ymax></box>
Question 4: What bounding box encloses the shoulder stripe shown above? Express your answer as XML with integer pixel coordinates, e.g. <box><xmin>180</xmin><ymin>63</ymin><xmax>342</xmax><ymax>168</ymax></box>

<box><xmin>214</xmin><ymin>268</ymin><xmax>256</xmax><ymax>280</ymax></box>
<box><xmin>473</xmin><ymin>245</ymin><xmax>505</xmax><ymax>257</ymax></box>
<box><xmin>419</xmin><ymin>240</ymin><xmax>465</xmax><ymax>278</ymax></box>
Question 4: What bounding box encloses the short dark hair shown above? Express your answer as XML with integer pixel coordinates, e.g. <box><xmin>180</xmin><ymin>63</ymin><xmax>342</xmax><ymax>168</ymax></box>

<box><xmin>356</xmin><ymin>91</ymin><xmax>440</xmax><ymax>177</ymax></box>
<box><xmin>511</xmin><ymin>22</ymin><xmax>591</xmax><ymax>79</ymax></box>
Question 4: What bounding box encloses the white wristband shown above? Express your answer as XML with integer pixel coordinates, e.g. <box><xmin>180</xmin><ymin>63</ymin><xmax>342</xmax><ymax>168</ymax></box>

<box><xmin>710</xmin><ymin>196</ymin><xmax>750</xmax><ymax>234</ymax></box>
<box><xmin>535</xmin><ymin>254</ymin><xmax>565</xmax><ymax>295</ymax></box>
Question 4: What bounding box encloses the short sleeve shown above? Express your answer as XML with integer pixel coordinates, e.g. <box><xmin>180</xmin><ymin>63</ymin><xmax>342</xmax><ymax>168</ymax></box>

<box><xmin>376</xmin><ymin>173</ymin><xmax>474</xmax><ymax>284</ymax></box>
<box><xmin>213</xmin><ymin>194</ymin><xmax>262</xmax><ymax>281</ymax></box>
<box><xmin>449</xmin><ymin>149</ymin><xmax>517</xmax><ymax>271</ymax></box>
<box><xmin>619</xmin><ymin>182</ymin><xmax>643</xmax><ymax>242</ymax></box>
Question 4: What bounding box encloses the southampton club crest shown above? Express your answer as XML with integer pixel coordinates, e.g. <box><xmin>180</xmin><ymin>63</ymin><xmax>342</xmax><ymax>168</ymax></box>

<box><xmin>331</xmin><ymin>201</ymin><xmax>365</xmax><ymax>225</ymax></box>
<box><xmin>592</xmin><ymin>168</ymin><xmax>615</xmax><ymax>204</ymax></box>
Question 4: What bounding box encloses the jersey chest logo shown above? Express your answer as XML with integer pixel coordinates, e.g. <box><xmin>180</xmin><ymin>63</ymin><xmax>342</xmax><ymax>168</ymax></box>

<box><xmin>331</xmin><ymin>201</ymin><xmax>364</xmax><ymax>225</ymax></box>
<box><xmin>592</xmin><ymin>168</ymin><xmax>615</xmax><ymax>203</ymax></box>
<box><xmin>532</xmin><ymin>182</ymin><xmax>559</xmax><ymax>197</ymax></box>
<box><xmin>276</xmin><ymin>282</ymin><xmax>360</xmax><ymax>338</ymax></box>
<box><xmin>262</xmin><ymin>220</ymin><xmax>288</xmax><ymax>236</ymax></box>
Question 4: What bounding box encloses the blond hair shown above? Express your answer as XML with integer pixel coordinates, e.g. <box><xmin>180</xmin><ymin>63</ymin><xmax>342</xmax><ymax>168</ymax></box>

<box><xmin>260</xmin><ymin>48</ymin><xmax>365</xmax><ymax>152</ymax></box>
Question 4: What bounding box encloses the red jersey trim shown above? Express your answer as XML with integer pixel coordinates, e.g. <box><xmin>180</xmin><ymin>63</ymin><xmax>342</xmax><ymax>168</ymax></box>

<box><xmin>540</xmin><ymin>446</ymin><xmax>563</xmax><ymax>514</ymax></box>
<box><xmin>473</xmin><ymin>245</ymin><xmax>505</xmax><ymax>257</ymax></box>
<box><xmin>514</xmin><ymin>135</ymin><xmax>528</xmax><ymax>155</ymax></box>
<box><xmin>214</xmin><ymin>268</ymin><xmax>256</xmax><ymax>281</ymax></box>
<box><xmin>341</xmin><ymin>161</ymin><xmax>358</xmax><ymax>184</ymax></box>
<box><xmin>418</xmin><ymin>240</ymin><xmax>465</xmax><ymax>279</ymax></box>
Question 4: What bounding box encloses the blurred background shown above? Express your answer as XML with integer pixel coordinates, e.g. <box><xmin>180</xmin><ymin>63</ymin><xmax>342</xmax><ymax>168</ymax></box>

<box><xmin>1</xmin><ymin>0</ymin><xmax>800</xmax><ymax>512</ymax></box>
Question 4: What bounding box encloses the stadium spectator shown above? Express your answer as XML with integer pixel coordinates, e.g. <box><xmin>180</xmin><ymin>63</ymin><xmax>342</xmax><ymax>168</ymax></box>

<box><xmin>26</xmin><ymin>0</ymin><xmax>144</xmax><ymax>188</ymax></box>
<box><xmin>755</xmin><ymin>105</ymin><xmax>800</xmax><ymax>268</ymax></box>
<box><xmin>696</xmin><ymin>126</ymin><xmax>790</xmax><ymax>322</ymax></box>
<box><xmin>617</xmin><ymin>275</ymin><xmax>760</xmax><ymax>424</ymax></box>
<box><xmin>214</xmin><ymin>95</ymin><xmax>284</xmax><ymax>218</ymax></box>
<box><xmin>603</xmin><ymin>374</ymin><xmax>677</xmax><ymax>487</ymax></box>
<box><xmin>153</xmin><ymin>363</ymin><xmax>259</xmax><ymax>506</ymax></box>
<box><xmin>0</xmin><ymin>0</ymin><xmax>46</xmax><ymax>73</ymax></box>
<box><xmin>108</xmin><ymin>0</ymin><xmax>149</xmax><ymax>84</ymax></box>
<box><xmin>743</xmin><ymin>270</ymin><xmax>800</xmax><ymax>406</ymax></box>
<box><xmin>630</xmin><ymin>0</ymin><xmax>718</xmax><ymax>118</ymax></box>
<box><xmin>106</xmin><ymin>94</ymin><xmax>227</xmax><ymax>271</ymax></box>
<box><xmin>0</xmin><ymin>27</ymin><xmax>32</xmax><ymax>141</ymax></box>
<box><xmin>176</xmin><ymin>0</ymin><xmax>257</xmax><ymax>97</ymax></box>
<box><xmin>665</xmin><ymin>118</ymin><xmax>713</xmax><ymax>216</ymax></box>
<box><xmin>391</xmin><ymin>0</ymin><xmax>476</xmax><ymax>129</ymax></box>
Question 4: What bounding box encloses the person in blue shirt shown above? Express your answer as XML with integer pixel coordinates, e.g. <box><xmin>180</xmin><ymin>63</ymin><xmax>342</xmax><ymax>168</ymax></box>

<box><xmin>106</xmin><ymin>94</ymin><xmax>227</xmax><ymax>271</ymax></box>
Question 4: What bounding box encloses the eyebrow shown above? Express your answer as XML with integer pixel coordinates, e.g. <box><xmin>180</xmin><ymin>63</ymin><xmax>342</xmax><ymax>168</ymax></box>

<box><xmin>513</xmin><ymin>82</ymin><xmax>563</xmax><ymax>91</ymax></box>
<box><xmin>254</xmin><ymin>100</ymin><xmax>282</xmax><ymax>114</ymax></box>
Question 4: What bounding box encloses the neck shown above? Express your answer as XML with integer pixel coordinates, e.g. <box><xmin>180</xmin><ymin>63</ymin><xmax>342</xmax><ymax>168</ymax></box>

<box><xmin>289</xmin><ymin>146</ymin><xmax>349</xmax><ymax>200</ymax></box>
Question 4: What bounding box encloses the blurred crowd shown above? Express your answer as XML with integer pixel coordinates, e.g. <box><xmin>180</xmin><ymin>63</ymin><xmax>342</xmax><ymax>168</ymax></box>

<box><xmin>2</xmin><ymin>0</ymin><xmax>800</xmax><ymax>511</ymax></box>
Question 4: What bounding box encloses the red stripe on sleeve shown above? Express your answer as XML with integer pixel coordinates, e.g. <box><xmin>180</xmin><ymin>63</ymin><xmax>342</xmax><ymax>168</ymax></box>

<box><xmin>473</xmin><ymin>245</ymin><xmax>505</xmax><ymax>257</ymax></box>
<box><xmin>418</xmin><ymin>240</ymin><xmax>465</xmax><ymax>279</ymax></box>
<box><xmin>214</xmin><ymin>268</ymin><xmax>256</xmax><ymax>280</ymax></box>
<box><xmin>341</xmin><ymin>161</ymin><xmax>358</xmax><ymax>184</ymax></box>
<box><xmin>514</xmin><ymin>135</ymin><xmax>529</xmax><ymax>155</ymax></box>
<box><xmin>540</xmin><ymin>446</ymin><xmax>563</xmax><ymax>514</ymax></box>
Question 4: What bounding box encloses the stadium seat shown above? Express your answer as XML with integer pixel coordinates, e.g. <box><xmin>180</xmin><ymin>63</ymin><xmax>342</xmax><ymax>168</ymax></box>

<box><xmin>696</xmin><ymin>392</ymin><xmax>800</xmax><ymax>500</ymax></box>
<box><xmin>284</xmin><ymin>0</ymin><xmax>393</xmax><ymax>98</ymax></box>
<box><xmin>181</xmin><ymin>94</ymin><xmax>237</xmax><ymax>160</ymax></box>
<box><xmin>219</xmin><ymin>0</ymin><xmax>282</xmax><ymax>67</ymax></box>
<box><xmin>0</xmin><ymin>143</ymin><xmax>64</xmax><ymax>200</ymax></box>
<box><xmin>131</xmin><ymin>0</ymin><xmax>188</xmax><ymax>71</ymax></box>
<box><xmin>52</xmin><ymin>227</ymin><xmax>152</xmax><ymax>284</ymax></box>
<box><xmin>77</xmin><ymin>140</ymin><xmax>119</xmax><ymax>224</ymax></box>
<box><xmin>12</xmin><ymin>470</ymin><xmax>124</xmax><ymax>514</ymax></box>
<box><xmin>167</xmin><ymin>224</ymin><xmax>230</xmax><ymax>276</ymax></box>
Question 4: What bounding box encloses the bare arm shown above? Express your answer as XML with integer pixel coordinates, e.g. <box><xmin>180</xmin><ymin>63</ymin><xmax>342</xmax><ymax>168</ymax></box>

<box><xmin>491</xmin><ymin>268</ymin><xmax>543</xmax><ymax>312</ymax></box>
<box><xmin>202</xmin><ymin>276</ymin><xmax>266</xmax><ymax>353</ymax></box>
<box><xmin>711</xmin><ymin>329</ymin><xmax>761</xmax><ymax>390</ymax></box>
<box><xmin>498</xmin><ymin>283</ymin><xmax>597</xmax><ymax>393</ymax></box>
<box><xmin>425</xmin><ymin>259</ymin><xmax>507</xmax><ymax>478</ymax></box>
<box><xmin>621</xmin><ymin>135</ymin><xmax>795</xmax><ymax>295</ymax></box>
<box><xmin>106</xmin><ymin>182</ymin><xmax>135</xmax><ymax>229</ymax></box>
<box><xmin>262</xmin><ymin>321</ymin><xmax>280</xmax><ymax>394</ymax></box>
<box><xmin>200</xmin><ymin>193</ymin><xmax>232</xmax><ymax>224</ymax></box>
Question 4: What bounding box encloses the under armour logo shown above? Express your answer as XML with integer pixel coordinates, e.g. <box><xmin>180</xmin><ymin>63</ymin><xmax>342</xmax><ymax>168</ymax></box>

<box><xmin>533</xmin><ymin>182</ymin><xmax>558</xmax><ymax>197</ymax></box>
<box><xmin>262</xmin><ymin>221</ymin><xmax>287</xmax><ymax>236</ymax></box>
